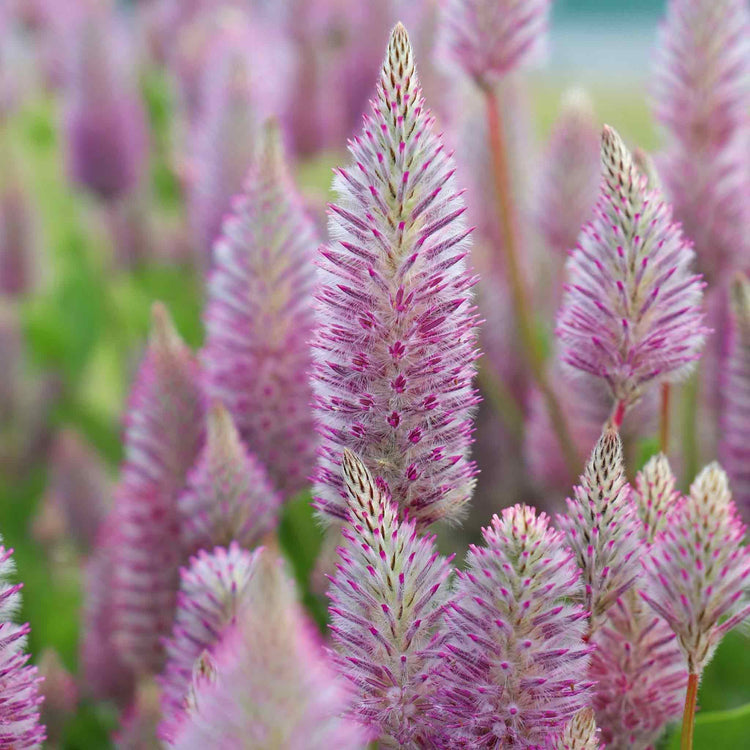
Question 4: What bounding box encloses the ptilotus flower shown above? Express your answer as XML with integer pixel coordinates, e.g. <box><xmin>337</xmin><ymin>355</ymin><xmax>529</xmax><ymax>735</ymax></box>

<box><xmin>327</xmin><ymin>450</ymin><xmax>451</xmax><ymax>746</ymax></box>
<box><xmin>203</xmin><ymin>122</ymin><xmax>318</xmax><ymax>497</ymax></box>
<box><xmin>641</xmin><ymin>462</ymin><xmax>750</xmax><ymax>674</ymax></box>
<box><xmin>112</xmin><ymin>303</ymin><xmax>204</xmax><ymax>674</ymax></box>
<box><xmin>557</xmin><ymin>426</ymin><xmax>641</xmax><ymax>632</ymax></box>
<box><xmin>38</xmin><ymin>649</ymin><xmax>77</xmax><ymax>746</ymax></box>
<box><xmin>0</xmin><ymin>543</ymin><xmax>45</xmax><ymax>748</ymax></box>
<box><xmin>436</xmin><ymin>505</ymin><xmax>591</xmax><ymax>747</ymax></box>
<box><xmin>632</xmin><ymin>453</ymin><xmax>681</xmax><ymax>543</ymax></box>
<box><xmin>438</xmin><ymin>0</ymin><xmax>551</xmax><ymax>86</ymax></box>
<box><xmin>178</xmin><ymin>403</ymin><xmax>280</xmax><ymax>554</ymax></box>
<box><xmin>719</xmin><ymin>274</ymin><xmax>750</xmax><ymax>521</ymax></box>
<box><xmin>556</xmin><ymin>125</ymin><xmax>707</xmax><ymax>416</ymax></box>
<box><xmin>652</xmin><ymin>0</ymin><xmax>750</xmax><ymax>281</ymax></box>
<box><xmin>63</xmin><ymin>5</ymin><xmax>148</xmax><ymax>201</ymax></box>
<box><xmin>313</xmin><ymin>24</ymin><xmax>479</xmax><ymax>528</ymax></box>
<box><xmin>588</xmin><ymin>592</ymin><xmax>687</xmax><ymax>750</ymax></box>
<box><xmin>169</xmin><ymin>550</ymin><xmax>366</xmax><ymax>749</ymax></box>
<box><xmin>552</xmin><ymin>708</ymin><xmax>601</xmax><ymax>750</ymax></box>
<box><xmin>159</xmin><ymin>544</ymin><xmax>261</xmax><ymax>742</ymax></box>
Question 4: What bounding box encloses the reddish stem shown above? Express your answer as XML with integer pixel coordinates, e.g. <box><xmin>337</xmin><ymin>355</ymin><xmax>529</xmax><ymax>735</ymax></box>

<box><xmin>660</xmin><ymin>383</ymin><xmax>671</xmax><ymax>454</ymax></box>
<box><xmin>681</xmin><ymin>672</ymin><xmax>699</xmax><ymax>750</ymax></box>
<box><xmin>611</xmin><ymin>400</ymin><xmax>626</xmax><ymax>430</ymax></box>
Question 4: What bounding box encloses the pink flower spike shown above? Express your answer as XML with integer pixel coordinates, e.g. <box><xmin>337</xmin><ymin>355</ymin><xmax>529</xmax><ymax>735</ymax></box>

<box><xmin>552</xmin><ymin>707</ymin><xmax>601</xmax><ymax>750</ymax></box>
<box><xmin>203</xmin><ymin>121</ymin><xmax>318</xmax><ymax>498</ymax></box>
<box><xmin>38</xmin><ymin>649</ymin><xmax>76</xmax><ymax>746</ymax></box>
<box><xmin>327</xmin><ymin>449</ymin><xmax>451</xmax><ymax>746</ymax></box>
<box><xmin>435</xmin><ymin>505</ymin><xmax>592</xmax><ymax>747</ymax></box>
<box><xmin>112</xmin><ymin>303</ymin><xmax>204</xmax><ymax>674</ymax></box>
<box><xmin>556</xmin><ymin>125</ymin><xmax>708</xmax><ymax>413</ymax></box>
<box><xmin>313</xmin><ymin>23</ymin><xmax>479</xmax><ymax>529</ymax></box>
<box><xmin>158</xmin><ymin>544</ymin><xmax>261</xmax><ymax>743</ymax></box>
<box><xmin>632</xmin><ymin>452</ymin><xmax>681</xmax><ymax>543</ymax></box>
<box><xmin>641</xmin><ymin>462</ymin><xmax>750</xmax><ymax>674</ymax></box>
<box><xmin>178</xmin><ymin>402</ymin><xmax>280</xmax><ymax>555</ymax></box>
<box><xmin>557</xmin><ymin>426</ymin><xmax>641</xmax><ymax>632</ymax></box>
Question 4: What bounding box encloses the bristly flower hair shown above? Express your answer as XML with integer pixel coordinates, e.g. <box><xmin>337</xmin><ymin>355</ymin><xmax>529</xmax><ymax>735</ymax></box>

<box><xmin>632</xmin><ymin>452</ymin><xmax>681</xmax><ymax>543</ymax></box>
<box><xmin>435</xmin><ymin>505</ymin><xmax>592</xmax><ymax>747</ymax></box>
<box><xmin>326</xmin><ymin>449</ymin><xmax>452</xmax><ymax>746</ymax></box>
<box><xmin>168</xmin><ymin>550</ymin><xmax>366</xmax><ymax>749</ymax></box>
<box><xmin>112</xmin><ymin>303</ymin><xmax>204</xmax><ymax>674</ymax></box>
<box><xmin>557</xmin><ymin>426</ymin><xmax>641</xmax><ymax>632</ymax></box>
<box><xmin>158</xmin><ymin>543</ymin><xmax>261</xmax><ymax>743</ymax></box>
<box><xmin>552</xmin><ymin>707</ymin><xmax>601</xmax><ymax>750</ymax></box>
<box><xmin>641</xmin><ymin>462</ymin><xmax>750</xmax><ymax>674</ymax></box>
<box><xmin>438</xmin><ymin>0</ymin><xmax>552</xmax><ymax>86</ymax></box>
<box><xmin>556</xmin><ymin>125</ymin><xmax>708</xmax><ymax>417</ymax></box>
<box><xmin>203</xmin><ymin>121</ymin><xmax>318</xmax><ymax>498</ymax></box>
<box><xmin>719</xmin><ymin>274</ymin><xmax>750</xmax><ymax>521</ymax></box>
<box><xmin>0</xmin><ymin>543</ymin><xmax>46</xmax><ymax>748</ymax></box>
<box><xmin>312</xmin><ymin>23</ymin><xmax>479</xmax><ymax>529</ymax></box>
<box><xmin>178</xmin><ymin>402</ymin><xmax>280</xmax><ymax>555</ymax></box>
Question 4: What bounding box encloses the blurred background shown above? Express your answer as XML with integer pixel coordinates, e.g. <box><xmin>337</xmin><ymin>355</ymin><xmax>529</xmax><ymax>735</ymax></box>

<box><xmin>0</xmin><ymin>0</ymin><xmax>746</xmax><ymax>747</ymax></box>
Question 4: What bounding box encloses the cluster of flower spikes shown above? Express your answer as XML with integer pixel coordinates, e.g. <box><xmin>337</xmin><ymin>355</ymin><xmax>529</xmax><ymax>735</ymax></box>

<box><xmin>556</xmin><ymin>124</ymin><xmax>707</xmax><ymax>417</ymax></box>
<box><xmin>202</xmin><ymin>121</ymin><xmax>318</xmax><ymax>498</ymax></box>
<box><xmin>641</xmin><ymin>461</ymin><xmax>750</xmax><ymax>676</ymax></box>
<box><xmin>326</xmin><ymin>449</ymin><xmax>452</xmax><ymax>747</ymax></box>
<box><xmin>312</xmin><ymin>22</ymin><xmax>480</xmax><ymax>529</ymax></box>
<box><xmin>111</xmin><ymin>303</ymin><xmax>204</xmax><ymax>674</ymax></box>
<box><xmin>434</xmin><ymin>504</ymin><xmax>593</xmax><ymax>747</ymax></box>
<box><xmin>0</xmin><ymin>542</ymin><xmax>45</xmax><ymax>748</ymax></box>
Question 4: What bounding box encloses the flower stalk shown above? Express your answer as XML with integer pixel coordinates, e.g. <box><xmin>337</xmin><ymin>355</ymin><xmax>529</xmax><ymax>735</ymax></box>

<box><xmin>680</xmin><ymin>672</ymin><xmax>699</xmax><ymax>750</ymax></box>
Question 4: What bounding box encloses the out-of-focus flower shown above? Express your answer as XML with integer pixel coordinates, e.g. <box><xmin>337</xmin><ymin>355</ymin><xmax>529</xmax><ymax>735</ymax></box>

<box><xmin>0</xmin><ymin>175</ymin><xmax>36</xmax><ymax>297</ymax></box>
<box><xmin>38</xmin><ymin>649</ymin><xmax>77</xmax><ymax>746</ymax></box>
<box><xmin>159</xmin><ymin>544</ymin><xmax>261</xmax><ymax>743</ymax></box>
<box><xmin>63</xmin><ymin>2</ymin><xmax>148</xmax><ymax>201</ymax></box>
<box><xmin>0</xmin><ymin>543</ymin><xmax>46</xmax><ymax>748</ymax></box>
<box><xmin>327</xmin><ymin>450</ymin><xmax>451</xmax><ymax>746</ymax></box>
<box><xmin>203</xmin><ymin>123</ymin><xmax>318</xmax><ymax>497</ymax></box>
<box><xmin>437</xmin><ymin>0</ymin><xmax>551</xmax><ymax>86</ymax></box>
<box><xmin>313</xmin><ymin>23</ymin><xmax>479</xmax><ymax>528</ymax></box>
<box><xmin>557</xmin><ymin>427</ymin><xmax>640</xmax><ymax>632</ymax></box>
<box><xmin>589</xmin><ymin>592</ymin><xmax>687</xmax><ymax>749</ymax></box>
<box><xmin>168</xmin><ymin>550</ymin><xmax>366</xmax><ymax>749</ymax></box>
<box><xmin>114</xmin><ymin>679</ymin><xmax>161</xmax><ymax>750</ymax></box>
<box><xmin>112</xmin><ymin>303</ymin><xmax>204</xmax><ymax>674</ymax></box>
<box><xmin>719</xmin><ymin>274</ymin><xmax>749</xmax><ymax>521</ymax></box>
<box><xmin>652</xmin><ymin>0</ymin><xmax>750</xmax><ymax>282</ymax></box>
<box><xmin>178</xmin><ymin>404</ymin><xmax>280</xmax><ymax>554</ymax></box>
<box><xmin>552</xmin><ymin>708</ymin><xmax>601</xmax><ymax>750</ymax></box>
<box><xmin>435</xmin><ymin>505</ymin><xmax>591</xmax><ymax>747</ymax></box>
<box><xmin>632</xmin><ymin>453</ymin><xmax>681</xmax><ymax>543</ymax></box>
<box><xmin>556</xmin><ymin>125</ymin><xmax>707</xmax><ymax>415</ymax></box>
<box><xmin>641</xmin><ymin>462</ymin><xmax>749</xmax><ymax>673</ymax></box>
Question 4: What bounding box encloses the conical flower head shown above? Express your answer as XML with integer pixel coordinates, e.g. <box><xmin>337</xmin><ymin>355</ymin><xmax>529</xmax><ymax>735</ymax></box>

<box><xmin>313</xmin><ymin>23</ymin><xmax>479</xmax><ymax>529</ymax></box>
<box><xmin>557</xmin><ymin>426</ymin><xmax>641</xmax><ymax>631</ymax></box>
<box><xmin>556</xmin><ymin>125</ymin><xmax>707</xmax><ymax>412</ymax></box>
<box><xmin>327</xmin><ymin>450</ymin><xmax>452</xmax><ymax>746</ymax></box>
<box><xmin>438</xmin><ymin>0</ymin><xmax>551</xmax><ymax>86</ymax></box>
<box><xmin>203</xmin><ymin>122</ymin><xmax>318</xmax><ymax>498</ymax></box>
<box><xmin>436</xmin><ymin>505</ymin><xmax>592</xmax><ymax>747</ymax></box>
<box><xmin>589</xmin><ymin>591</ymin><xmax>686</xmax><ymax>750</ymax></box>
<box><xmin>0</xmin><ymin>543</ymin><xmax>45</xmax><ymax>748</ymax></box>
<box><xmin>112</xmin><ymin>303</ymin><xmax>204</xmax><ymax>674</ymax></box>
<box><xmin>719</xmin><ymin>274</ymin><xmax>750</xmax><ymax>520</ymax></box>
<box><xmin>159</xmin><ymin>544</ymin><xmax>261</xmax><ymax>743</ymax></box>
<box><xmin>169</xmin><ymin>550</ymin><xmax>366</xmax><ymax>749</ymax></box>
<box><xmin>552</xmin><ymin>708</ymin><xmax>601</xmax><ymax>750</ymax></box>
<box><xmin>632</xmin><ymin>453</ymin><xmax>681</xmax><ymax>543</ymax></box>
<box><xmin>178</xmin><ymin>403</ymin><xmax>280</xmax><ymax>554</ymax></box>
<box><xmin>641</xmin><ymin>462</ymin><xmax>750</xmax><ymax>673</ymax></box>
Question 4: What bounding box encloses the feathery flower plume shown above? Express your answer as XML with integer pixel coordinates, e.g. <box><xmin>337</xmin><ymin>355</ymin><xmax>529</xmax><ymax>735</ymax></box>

<box><xmin>159</xmin><ymin>544</ymin><xmax>261</xmax><ymax>742</ymax></box>
<box><xmin>438</xmin><ymin>0</ymin><xmax>551</xmax><ymax>85</ymax></box>
<box><xmin>38</xmin><ymin>649</ymin><xmax>77</xmax><ymax>746</ymax></box>
<box><xmin>178</xmin><ymin>403</ymin><xmax>280</xmax><ymax>554</ymax></box>
<box><xmin>436</xmin><ymin>505</ymin><xmax>591</xmax><ymax>747</ymax></box>
<box><xmin>557</xmin><ymin>427</ymin><xmax>640</xmax><ymax>632</ymax></box>
<box><xmin>203</xmin><ymin>122</ymin><xmax>318</xmax><ymax>497</ymax></box>
<box><xmin>112</xmin><ymin>303</ymin><xmax>204</xmax><ymax>674</ymax></box>
<box><xmin>0</xmin><ymin>542</ymin><xmax>45</xmax><ymax>748</ymax></box>
<box><xmin>169</xmin><ymin>550</ymin><xmax>366</xmax><ymax>749</ymax></box>
<box><xmin>556</xmin><ymin>125</ymin><xmax>707</xmax><ymax>417</ymax></box>
<box><xmin>552</xmin><ymin>708</ymin><xmax>601</xmax><ymax>750</ymax></box>
<box><xmin>327</xmin><ymin>450</ymin><xmax>451</xmax><ymax>746</ymax></box>
<box><xmin>652</xmin><ymin>0</ymin><xmax>750</xmax><ymax>281</ymax></box>
<box><xmin>313</xmin><ymin>23</ymin><xmax>479</xmax><ymax>528</ymax></box>
<box><xmin>719</xmin><ymin>274</ymin><xmax>749</xmax><ymax>520</ymax></box>
<box><xmin>641</xmin><ymin>462</ymin><xmax>749</xmax><ymax>674</ymax></box>
<box><xmin>632</xmin><ymin>452</ymin><xmax>681</xmax><ymax>543</ymax></box>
